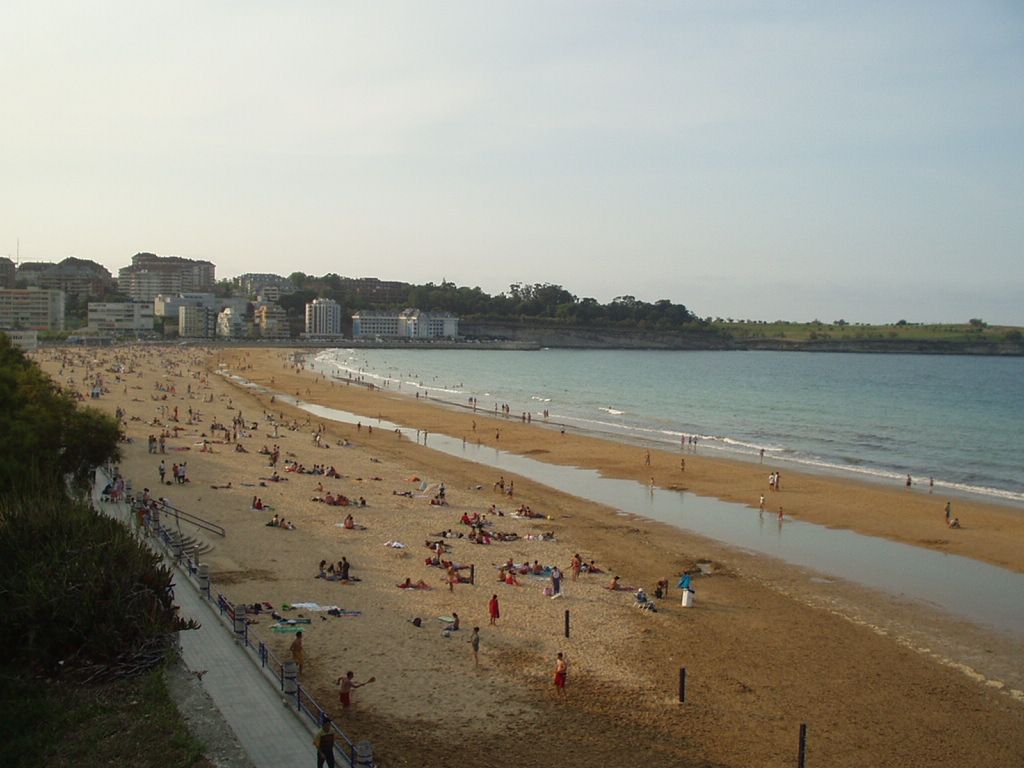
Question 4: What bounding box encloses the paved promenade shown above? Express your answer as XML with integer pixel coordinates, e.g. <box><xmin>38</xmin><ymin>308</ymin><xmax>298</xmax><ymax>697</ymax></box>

<box><xmin>95</xmin><ymin>487</ymin><xmax>318</xmax><ymax>768</ymax></box>
<box><xmin>173</xmin><ymin>571</ymin><xmax>315</xmax><ymax>768</ymax></box>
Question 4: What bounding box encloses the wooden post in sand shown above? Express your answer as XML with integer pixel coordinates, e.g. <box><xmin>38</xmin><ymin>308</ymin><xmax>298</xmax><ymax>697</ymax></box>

<box><xmin>564</xmin><ymin>609</ymin><xmax>570</xmax><ymax>638</ymax></box>
<box><xmin>678</xmin><ymin>668</ymin><xmax>686</xmax><ymax>703</ymax></box>
<box><xmin>469</xmin><ymin>564</ymin><xmax>475</xmax><ymax>585</ymax></box>
<box><xmin>797</xmin><ymin>723</ymin><xmax>807</xmax><ymax>767</ymax></box>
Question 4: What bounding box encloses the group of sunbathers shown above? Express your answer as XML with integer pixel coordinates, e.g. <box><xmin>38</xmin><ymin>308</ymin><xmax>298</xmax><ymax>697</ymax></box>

<box><xmin>311</xmin><ymin>491</ymin><xmax>365</xmax><ymax>507</ymax></box>
<box><xmin>265</xmin><ymin>514</ymin><xmax>295</xmax><ymax>530</ymax></box>
<box><xmin>284</xmin><ymin>461</ymin><xmax>336</xmax><ymax>476</ymax></box>
<box><xmin>316</xmin><ymin>558</ymin><xmax>353</xmax><ymax>581</ymax></box>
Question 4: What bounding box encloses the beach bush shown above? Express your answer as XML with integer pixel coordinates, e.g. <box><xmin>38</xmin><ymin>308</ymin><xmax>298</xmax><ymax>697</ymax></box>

<box><xmin>0</xmin><ymin>489</ymin><xmax>197</xmax><ymax>679</ymax></box>
<box><xmin>0</xmin><ymin>334</ymin><xmax>120</xmax><ymax>492</ymax></box>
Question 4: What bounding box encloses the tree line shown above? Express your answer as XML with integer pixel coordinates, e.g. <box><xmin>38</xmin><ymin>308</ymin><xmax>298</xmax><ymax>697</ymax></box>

<box><xmin>269</xmin><ymin>275</ymin><xmax>704</xmax><ymax>332</ymax></box>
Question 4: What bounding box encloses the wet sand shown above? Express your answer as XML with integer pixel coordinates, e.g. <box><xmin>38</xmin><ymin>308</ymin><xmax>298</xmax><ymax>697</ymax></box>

<box><xmin>39</xmin><ymin>345</ymin><xmax>1024</xmax><ymax>768</ymax></box>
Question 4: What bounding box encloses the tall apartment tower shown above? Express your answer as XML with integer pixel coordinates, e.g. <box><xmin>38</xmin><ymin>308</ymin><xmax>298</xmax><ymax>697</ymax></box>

<box><xmin>305</xmin><ymin>298</ymin><xmax>343</xmax><ymax>337</ymax></box>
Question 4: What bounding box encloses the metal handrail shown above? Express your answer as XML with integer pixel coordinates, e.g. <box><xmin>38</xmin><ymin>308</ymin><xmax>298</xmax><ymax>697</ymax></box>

<box><xmin>150</xmin><ymin>498</ymin><xmax>226</xmax><ymax>538</ymax></box>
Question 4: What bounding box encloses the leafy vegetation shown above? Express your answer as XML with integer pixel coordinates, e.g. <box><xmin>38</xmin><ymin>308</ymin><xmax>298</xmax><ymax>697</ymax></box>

<box><xmin>0</xmin><ymin>334</ymin><xmax>121</xmax><ymax>492</ymax></box>
<box><xmin>282</xmin><ymin>274</ymin><xmax>705</xmax><ymax>332</ymax></box>
<box><xmin>710</xmin><ymin>319</ymin><xmax>1024</xmax><ymax>344</ymax></box>
<box><xmin>0</xmin><ymin>333</ymin><xmax>204</xmax><ymax>762</ymax></box>
<box><xmin>0</xmin><ymin>665</ymin><xmax>206</xmax><ymax>768</ymax></box>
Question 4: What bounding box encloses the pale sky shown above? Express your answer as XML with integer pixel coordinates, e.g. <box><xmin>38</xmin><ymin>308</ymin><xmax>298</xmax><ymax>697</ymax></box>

<box><xmin>2</xmin><ymin>2</ymin><xmax>1022</xmax><ymax>324</ymax></box>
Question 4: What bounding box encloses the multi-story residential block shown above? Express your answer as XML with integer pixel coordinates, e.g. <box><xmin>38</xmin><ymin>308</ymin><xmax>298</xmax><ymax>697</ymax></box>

<box><xmin>119</xmin><ymin>253</ymin><xmax>215</xmax><ymax>302</ymax></box>
<box><xmin>178</xmin><ymin>305</ymin><xmax>216</xmax><ymax>339</ymax></box>
<box><xmin>87</xmin><ymin>301</ymin><xmax>155</xmax><ymax>334</ymax></box>
<box><xmin>255</xmin><ymin>303</ymin><xmax>290</xmax><ymax>339</ymax></box>
<box><xmin>351</xmin><ymin>309</ymin><xmax>458</xmax><ymax>339</ymax></box>
<box><xmin>0</xmin><ymin>257</ymin><xmax>15</xmax><ymax>288</ymax></box>
<box><xmin>0</xmin><ymin>288</ymin><xmax>65</xmax><ymax>331</ymax></box>
<box><xmin>37</xmin><ymin>257</ymin><xmax>116</xmax><ymax>299</ymax></box>
<box><xmin>305</xmin><ymin>298</ymin><xmax>343</xmax><ymax>337</ymax></box>
<box><xmin>216</xmin><ymin>307</ymin><xmax>250</xmax><ymax>339</ymax></box>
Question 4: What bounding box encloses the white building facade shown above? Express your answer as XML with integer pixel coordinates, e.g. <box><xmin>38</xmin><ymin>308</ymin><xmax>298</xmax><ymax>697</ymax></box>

<box><xmin>0</xmin><ymin>288</ymin><xmax>65</xmax><ymax>331</ymax></box>
<box><xmin>305</xmin><ymin>298</ymin><xmax>343</xmax><ymax>337</ymax></box>
<box><xmin>351</xmin><ymin>309</ymin><xmax>458</xmax><ymax>339</ymax></box>
<box><xmin>87</xmin><ymin>301</ymin><xmax>155</xmax><ymax>334</ymax></box>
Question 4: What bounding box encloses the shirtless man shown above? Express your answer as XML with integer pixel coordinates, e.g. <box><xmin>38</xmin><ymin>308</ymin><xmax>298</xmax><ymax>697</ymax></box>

<box><xmin>337</xmin><ymin>670</ymin><xmax>368</xmax><ymax>708</ymax></box>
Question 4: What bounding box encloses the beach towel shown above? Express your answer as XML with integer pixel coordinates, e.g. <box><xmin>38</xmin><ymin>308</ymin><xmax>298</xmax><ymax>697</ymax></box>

<box><xmin>286</xmin><ymin>602</ymin><xmax>339</xmax><ymax>612</ymax></box>
<box><xmin>326</xmin><ymin>608</ymin><xmax>362</xmax><ymax>618</ymax></box>
<box><xmin>271</xmin><ymin>625</ymin><xmax>304</xmax><ymax>633</ymax></box>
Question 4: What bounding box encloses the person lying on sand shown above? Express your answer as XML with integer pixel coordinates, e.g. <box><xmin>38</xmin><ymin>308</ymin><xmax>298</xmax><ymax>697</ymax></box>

<box><xmin>397</xmin><ymin>578</ymin><xmax>432</xmax><ymax>590</ymax></box>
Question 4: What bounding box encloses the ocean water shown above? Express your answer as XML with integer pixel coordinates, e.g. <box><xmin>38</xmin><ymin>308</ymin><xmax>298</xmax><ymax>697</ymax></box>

<box><xmin>308</xmin><ymin>349</ymin><xmax>1024</xmax><ymax>506</ymax></box>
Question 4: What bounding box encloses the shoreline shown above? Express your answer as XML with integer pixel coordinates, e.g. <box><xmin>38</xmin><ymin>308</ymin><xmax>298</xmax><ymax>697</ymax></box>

<box><xmin>307</xmin><ymin>348</ymin><xmax>1024</xmax><ymax>509</ymax></box>
<box><xmin>290</xmin><ymin>350</ymin><xmax>1024</xmax><ymax>575</ymax></box>
<box><xmin>36</xmin><ymin>344</ymin><xmax>1024</xmax><ymax>767</ymax></box>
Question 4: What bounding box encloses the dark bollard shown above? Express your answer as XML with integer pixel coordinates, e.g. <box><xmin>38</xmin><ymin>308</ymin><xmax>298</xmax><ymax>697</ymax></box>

<box><xmin>564</xmin><ymin>609</ymin><xmax>570</xmax><ymax>638</ymax></box>
<box><xmin>678</xmin><ymin>667</ymin><xmax>686</xmax><ymax>703</ymax></box>
<box><xmin>798</xmin><ymin>723</ymin><xmax>807</xmax><ymax>767</ymax></box>
<box><xmin>469</xmin><ymin>564</ymin><xmax>475</xmax><ymax>585</ymax></box>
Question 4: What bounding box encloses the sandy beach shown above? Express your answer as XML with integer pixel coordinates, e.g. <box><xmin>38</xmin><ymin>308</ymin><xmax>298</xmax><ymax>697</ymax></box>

<box><xmin>39</xmin><ymin>345</ymin><xmax>1024</xmax><ymax>767</ymax></box>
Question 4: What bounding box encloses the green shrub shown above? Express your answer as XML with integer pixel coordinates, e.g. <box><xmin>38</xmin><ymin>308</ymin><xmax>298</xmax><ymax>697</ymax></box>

<box><xmin>0</xmin><ymin>490</ymin><xmax>197</xmax><ymax>680</ymax></box>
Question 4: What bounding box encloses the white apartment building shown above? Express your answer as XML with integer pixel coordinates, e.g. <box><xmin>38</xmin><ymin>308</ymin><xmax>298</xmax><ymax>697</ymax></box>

<box><xmin>216</xmin><ymin>307</ymin><xmax>249</xmax><ymax>339</ymax></box>
<box><xmin>87</xmin><ymin>301</ymin><xmax>155</xmax><ymax>334</ymax></box>
<box><xmin>1</xmin><ymin>329</ymin><xmax>39</xmax><ymax>351</ymax></box>
<box><xmin>0</xmin><ymin>288</ymin><xmax>65</xmax><ymax>331</ymax></box>
<box><xmin>305</xmin><ymin>298</ymin><xmax>343</xmax><ymax>337</ymax></box>
<box><xmin>351</xmin><ymin>309</ymin><xmax>458</xmax><ymax>339</ymax></box>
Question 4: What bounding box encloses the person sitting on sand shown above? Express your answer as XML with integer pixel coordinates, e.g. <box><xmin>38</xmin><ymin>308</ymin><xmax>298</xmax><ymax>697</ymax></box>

<box><xmin>948</xmin><ymin>517</ymin><xmax>961</xmax><ymax>529</ymax></box>
<box><xmin>531</xmin><ymin>560</ymin><xmax>544</xmax><ymax>575</ymax></box>
<box><xmin>266</xmin><ymin>514</ymin><xmax>280</xmax><ymax>527</ymax></box>
<box><xmin>505</xmin><ymin>571</ymin><xmax>522</xmax><ymax>586</ymax></box>
<box><xmin>281</xmin><ymin>519</ymin><xmax>296</xmax><ymax>530</ymax></box>
<box><xmin>318</xmin><ymin>560</ymin><xmax>327</xmax><ymax>578</ymax></box>
<box><xmin>607</xmin><ymin>575</ymin><xmax>621</xmax><ymax>590</ymax></box>
<box><xmin>234</xmin><ymin>443</ymin><xmax>247</xmax><ymax>453</ymax></box>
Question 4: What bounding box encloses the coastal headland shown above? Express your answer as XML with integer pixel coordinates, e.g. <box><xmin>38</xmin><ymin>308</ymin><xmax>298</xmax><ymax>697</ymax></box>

<box><xmin>39</xmin><ymin>345</ymin><xmax>1024</xmax><ymax>767</ymax></box>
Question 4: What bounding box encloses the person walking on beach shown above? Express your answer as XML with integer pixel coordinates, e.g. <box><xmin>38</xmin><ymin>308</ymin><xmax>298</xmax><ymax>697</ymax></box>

<box><xmin>314</xmin><ymin>716</ymin><xmax>335</xmax><ymax>768</ymax></box>
<box><xmin>906</xmin><ymin>474</ymin><xmax>912</xmax><ymax>489</ymax></box>
<box><xmin>570</xmin><ymin>553</ymin><xmax>582</xmax><ymax>582</ymax></box>
<box><xmin>470</xmin><ymin>627</ymin><xmax>480</xmax><ymax>666</ymax></box>
<box><xmin>488</xmin><ymin>594</ymin><xmax>500</xmax><ymax>625</ymax></box>
<box><xmin>759</xmin><ymin>495</ymin><xmax>765</xmax><ymax>514</ymax></box>
<box><xmin>554</xmin><ymin>652</ymin><xmax>567</xmax><ymax>695</ymax></box>
<box><xmin>291</xmin><ymin>631</ymin><xmax>305</xmax><ymax>675</ymax></box>
<box><xmin>644</xmin><ymin>449</ymin><xmax>651</xmax><ymax>466</ymax></box>
<box><xmin>945</xmin><ymin>500</ymin><xmax>952</xmax><ymax>523</ymax></box>
<box><xmin>551</xmin><ymin>566</ymin><xmax>563</xmax><ymax>597</ymax></box>
<box><xmin>158</xmin><ymin>460</ymin><xmax>166</xmax><ymax>484</ymax></box>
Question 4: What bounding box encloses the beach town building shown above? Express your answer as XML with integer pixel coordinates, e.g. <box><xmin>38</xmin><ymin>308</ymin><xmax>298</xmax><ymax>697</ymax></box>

<box><xmin>178</xmin><ymin>305</ymin><xmax>216</xmax><ymax>339</ymax></box>
<box><xmin>351</xmin><ymin>309</ymin><xmax>459</xmax><ymax>339</ymax></box>
<box><xmin>36</xmin><ymin>258</ymin><xmax>117</xmax><ymax>299</ymax></box>
<box><xmin>0</xmin><ymin>288</ymin><xmax>66</xmax><ymax>331</ymax></box>
<box><xmin>232</xmin><ymin>273</ymin><xmax>294</xmax><ymax>299</ymax></box>
<box><xmin>154</xmin><ymin>293</ymin><xmax>219</xmax><ymax>320</ymax></box>
<box><xmin>118</xmin><ymin>253</ymin><xmax>216</xmax><ymax>302</ymax></box>
<box><xmin>0</xmin><ymin>257</ymin><xmax>15</xmax><ymax>288</ymax></box>
<box><xmin>13</xmin><ymin>262</ymin><xmax>51</xmax><ymax>288</ymax></box>
<box><xmin>216</xmin><ymin>307</ymin><xmax>250</xmax><ymax>339</ymax></box>
<box><xmin>0</xmin><ymin>329</ymin><xmax>39</xmax><ymax>351</ymax></box>
<box><xmin>255</xmin><ymin>303</ymin><xmax>290</xmax><ymax>339</ymax></box>
<box><xmin>87</xmin><ymin>301</ymin><xmax>155</xmax><ymax>335</ymax></box>
<box><xmin>304</xmin><ymin>298</ymin><xmax>343</xmax><ymax>337</ymax></box>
